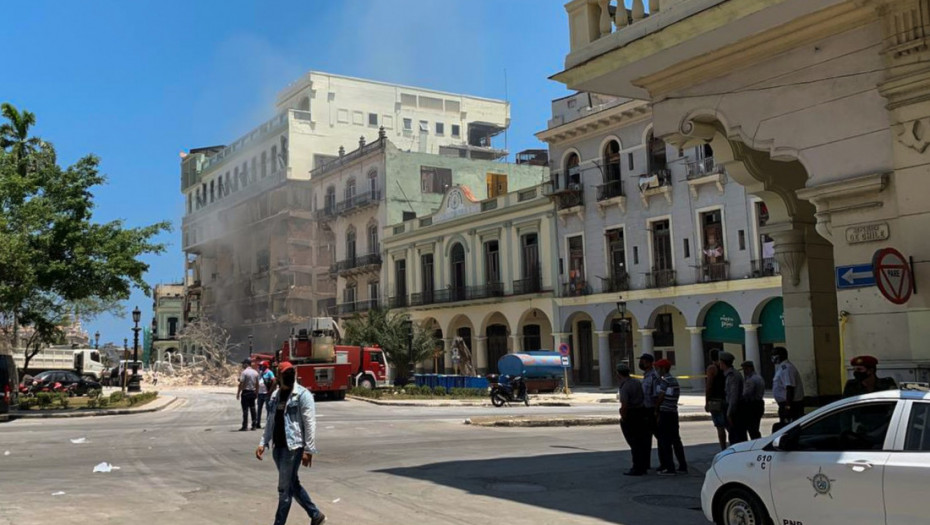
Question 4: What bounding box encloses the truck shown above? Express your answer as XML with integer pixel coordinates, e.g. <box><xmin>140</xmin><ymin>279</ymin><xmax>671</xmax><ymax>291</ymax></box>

<box><xmin>253</xmin><ymin>317</ymin><xmax>389</xmax><ymax>400</ymax></box>
<box><xmin>13</xmin><ymin>346</ymin><xmax>106</xmax><ymax>380</ymax></box>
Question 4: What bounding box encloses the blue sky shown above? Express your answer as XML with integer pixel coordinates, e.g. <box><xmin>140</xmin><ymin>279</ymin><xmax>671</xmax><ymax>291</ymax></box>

<box><xmin>1</xmin><ymin>1</ymin><xmax>572</xmax><ymax>346</ymax></box>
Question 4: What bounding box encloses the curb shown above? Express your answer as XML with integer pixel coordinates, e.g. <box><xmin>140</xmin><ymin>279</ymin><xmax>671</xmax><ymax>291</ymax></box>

<box><xmin>465</xmin><ymin>413</ymin><xmax>779</xmax><ymax>427</ymax></box>
<box><xmin>7</xmin><ymin>396</ymin><xmax>180</xmax><ymax>419</ymax></box>
<box><xmin>345</xmin><ymin>395</ymin><xmax>575</xmax><ymax>407</ymax></box>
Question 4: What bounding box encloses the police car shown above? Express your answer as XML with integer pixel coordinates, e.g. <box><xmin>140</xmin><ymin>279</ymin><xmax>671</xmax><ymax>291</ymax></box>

<box><xmin>701</xmin><ymin>389</ymin><xmax>930</xmax><ymax>525</ymax></box>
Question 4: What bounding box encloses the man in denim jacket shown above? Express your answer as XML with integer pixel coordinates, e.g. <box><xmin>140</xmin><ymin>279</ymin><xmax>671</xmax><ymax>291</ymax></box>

<box><xmin>255</xmin><ymin>362</ymin><xmax>325</xmax><ymax>525</ymax></box>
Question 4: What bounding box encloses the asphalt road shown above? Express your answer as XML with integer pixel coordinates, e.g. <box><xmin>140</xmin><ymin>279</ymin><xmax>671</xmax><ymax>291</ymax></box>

<box><xmin>0</xmin><ymin>389</ymin><xmax>723</xmax><ymax>525</ymax></box>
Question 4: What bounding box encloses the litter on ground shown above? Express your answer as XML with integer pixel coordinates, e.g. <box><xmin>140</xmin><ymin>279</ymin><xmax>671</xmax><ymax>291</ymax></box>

<box><xmin>92</xmin><ymin>462</ymin><xmax>121</xmax><ymax>473</ymax></box>
<box><xmin>52</xmin><ymin>491</ymin><xmax>66</xmax><ymax>496</ymax></box>
<box><xmin>70</xmin><ymin>437</ymin><xmax>87</xmax><ymax>444</ymax></box>
<box><xmin>332</xmin><ymin>498</ymin><xmax>341</xmax><ymax>504</ymax></box>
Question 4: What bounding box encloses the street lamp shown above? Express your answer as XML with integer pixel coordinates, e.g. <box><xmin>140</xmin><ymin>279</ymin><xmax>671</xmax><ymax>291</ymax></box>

<box><xmin>122</xmin><ymin>337</ymin><xmax>129</xmax><ymax>394</ymax></box>
<box><xmin>616</xmin><ymin>296</ymin><xmax>629</xmax><ymax>367</ymax></box>
<box><xmin>94</xmin><ymin>331</ymin><xmax>100</xmax><ymax>349</ymax></box>
<box><xmin>128</xmin><ymin>306</ymin><xmax>142</xmax><ymax>392</ymax></box>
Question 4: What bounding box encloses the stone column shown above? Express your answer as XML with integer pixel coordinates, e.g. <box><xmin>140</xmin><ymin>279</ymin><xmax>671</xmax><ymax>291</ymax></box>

<box><xmin>510</xmin><ymin>334</ymin><xmax>523</xmax><ymax>354</ymax></box>
<box><xmin>638</xmin><ymin>328</ymin><xmax>655</xmax><ymax>357</ymax></box>
<box><xmin>443</xmin><ymin>338</ymin><xmax>453</xmax><ymax>375</ymax></box>
<box><xmin>474</xmin><ymin>336</ymin><xmax>488</xmax><ymax>376</ymax></box>
<box><xmin>595</xmin><ymin>331</ymin><xmax>613</xmax><ymax>389</ymax></box>
<box><xmin>552</xmin><ymin>332</ymin><xmax>570</xmax><ymax>350</ymax></box>
<box><xmin>741</xmin><ymin>324</ymin><xmax>761</xmax><ymax>369</ymax></box>
<box><xmin>686</xmin><ymin>326</ymin><xmax>705</xmax><ymax>392</ymax></box>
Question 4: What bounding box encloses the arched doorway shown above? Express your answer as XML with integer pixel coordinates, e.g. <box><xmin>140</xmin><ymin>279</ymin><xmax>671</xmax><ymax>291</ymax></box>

<box><xmin>447</xmin><ymin>314</ymin><xmax>474</xmax><ymax>374</ymax></box>
<box><xmin>518</xmin><ymin>308</ymin><xmax>553</xmax><ymax>352</ymax></box>
<box><xmin>450</xmin><ymin>243</ymin><xmax>466</xmax><ymax>302</ymax></box>
<box><xmin>419</xmin><ymin>318</ymin><xmax>443</xmax><ymax>373</ymax></box>
<box><xmin>564</xmin><ymin>312</ymin><xmax>596</xmax><ymax>385</ymax></box>
<box><xmin>756</xmin><ymin>297</ymin><xmax>785</xmax><ymax>388</ymax></box>
<box><xmin>482</xmin><ymin>312</ymin><xmax>510</xmax><ymax>375</ymax></box>
<box><xmin>702</xmin><ymin>301</ymin><xmax>745</xmax><ymax>366</ymax></box>
<box><xmin>605</xmin><ymin>312</ymin><xmax>640</xmax><ymax>387</ymax></box>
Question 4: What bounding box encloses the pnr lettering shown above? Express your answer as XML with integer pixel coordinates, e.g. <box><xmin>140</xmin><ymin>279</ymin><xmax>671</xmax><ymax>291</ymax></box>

<box><xmin>783</xmin><ymin>520</ymin><xmax>803</xmax><ymax>525</ymax></box>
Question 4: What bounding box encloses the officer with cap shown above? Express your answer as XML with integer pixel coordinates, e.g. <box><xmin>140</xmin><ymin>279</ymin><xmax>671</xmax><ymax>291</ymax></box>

<box><xmin>740</xmin><ymin>360</ymin><xmax>766</xmax><ymax>440</ymax></box>
<box><xmin>843</xmin><ymin>355</ymin><xmax>898</xmax><ymax>398</ymax></box>
<box><xmin>718</xmin><ymin>352</ymin><xmax>747</xmax><ymax>445</ymax></box>
<box><xmin>616</xmin><ymin>363</ymin><xmax>648</xmax><ymax>476</ymax></box>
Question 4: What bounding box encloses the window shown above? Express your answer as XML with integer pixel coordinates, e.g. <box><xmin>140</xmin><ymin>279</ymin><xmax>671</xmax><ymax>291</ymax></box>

<box><xmin>421</xmin><ymin>253</ymin><xmax>435</xmax><ymax>301</ymax></box>
<box><xmin>647</xmin><ymin>132</ymin><xmax>668</xmax><ymax>173</ymax></box>
<box><xmin>435</xmin><ymin>122</ymin><xmax>444</xmax><ymax>135</ymax></box>
<box><xmin>368</xmin><ymin>170</ymin><xmax>378</xmax><ymax>195</ymax></box>
<box><xmin>167</xmin><ymin>317</ymin><xmax>178</xmax><ymax>337</ymax></box>
<box><xmin>346</xmin><ymin>229</ymin><xmax>356</xmax><ymax>261</ymax></box>
<box><xmin>261</xmin><ymin>151</ymin><xmax>267</xmax><ymax>178</ymax></box>
<box><xmin>271</xmin><ymin>146</ymin><xmax>278</xmax><ymax>174</ymax></box>
<box><xmin>523</xmin><ymin>325</ymin><xmax>541</xmax><ymax>352</ymax></box>
<box><xmin>187</xmin><ymin>193</ymin><xmax>192</xmax><ymax>213</ymax></box>
<box><xmin>905</xmin><ymin>403</ymin><xmax>930</xmax><ymax>451</ymax></box>
<box><xmin>395</xmin><ymin>259</ymin><xmax>407</xmax><ymax>304</ymax></box>
<box><xmin>451</xmin><ymin>124</ymin><xmax>460</xmax><ymax>137</ymax></box>
<box><xmin>368</xmin><ymin>113</ymin><xmax>378</xmax><ymax>126</ymax></box>
<box><xmin>794</xmin><ymin>402</ymin><xmax>897</xmax><ymax>451</ymax></box>
<box><xmin>739</xmin><ymin>230</ymin><xmax>746</xmax><ymax>250</ymax></box>
<box><xmin>567</xmin><ymin>235</ymin><xmax>585</xmax><ymax>296</ymax></box>
<box><xmin>298</xmin><ymin>96</ymin><xmax>310</xmax><ymax>112</ymax></box>
<box><xmin>368</xmin><ymin>281</ymin><xmax>379</xmax><ymax>303</ymax></box>
<box><xmin>521</xmin><ymin>233</ymin><xmax>540</xmax><ymax>283</ymax></box>
<box><xmin>345</xmin><ymin>179</ymin><xmax>357</xmax><ymax>202</ymax></box>
<box><xmin>344</xmin><ymin>283</ymin><xmax>357</xmax><ymax>304</ymax></box>
<box><xmin>633</xmin><ymin>246</ymin><xmax>639</xmax><ymax>265</ymax></box>
<box><xmin>209</xmin><ymin>180</ymin><xmax>214</xmax><ymax>202</ymax></box>
<box><xmin>420</xmin><ymin>166</ymin><xmax>452</xmax><ymax>194</ymax></box>
<box><xmin>628</xmin><ymin>152</ymin><xmax>634</xmax><ymax>171</ymax></box>
<box><xmin>653</xmin><ymin>313</ymin><xmax>674</xmax><ymax>347</ymax></box>
<box><xmin>606</xmin><ymin>229</ymin><xmax>626</xmax><ymax>290</ymax></box>
<box><xmin>450</xmin><ymin>243</ymin><xmax>466</xmax><ymax>301</ymax></box>
<box><xmin>604</xmin><ymin>140</ymin><xmax>621</xmax><ymax>183</ymax></box>
<box><xmin>419</xmin><ymin>120</ymin><xmax>429</xmax><ymax>132</ymax></box>
<box><xmin>251</xmin><ymin>157</ymin><xmax>257</xmax><ymax>182</ymax></box>
<box><xmin>367</xmin><ymin>224</ymin><xmax>378</xmax><ymax>254</ymax></box>
<box><xmin>651</xmin><ymin>219</ymin><xmax>673</xmax><ymax>271</ymax></box>
<box><xmin>654</xmin><ymin>349</ymin><xmax>676</xmax><ymax>365</ymax></box>
<box><xmin>325</xmin><ymin>186</ymin><xmax>336</xmax><ymax>211</ymax></box>
<box><xmin>485</xmin><ymin>240</ymin><xmax>501</xmax><ymax>283</ymax></box>
<box><xmin>403</xmin><ymin>118</ymin><xmax>413</xmax><ymax>131</ymax></box>
<box><xmin>256</xmin><ymin>249</ymin><xmax>270</xmax><ymax>273</ymax></box>
<box><xmin>564</xmin><ymin>152</ymin><xmax>581</xmax><ymax>189</ymax></box>
<box><xmin>684</xmin><ymin>238</ymin><xmax>690</xmax><ymax>258</ymax></box>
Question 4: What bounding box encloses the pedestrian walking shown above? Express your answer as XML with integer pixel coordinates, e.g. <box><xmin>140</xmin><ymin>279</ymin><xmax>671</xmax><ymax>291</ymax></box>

<box><xmin>256</xmin><ymin>361</ymin><xmax>275</xmax><ymax>430</ymax></box>
<box><xmin>255</xmin><ymin>362</ymin><xmax>326</xmax><ymax>525</ymax></box>
<box><xmin>740</xmin><ymin>361</ymin><xmax>765</xmax><ymax>440</ymax></box>
<box><xmin>152</xmin><ymin>369</ymin><xmax>158</xmax><ymax>387</ymax></box>
<box><xmin>617</xmin><ymin>364</ymin><xmax>648</xmax><ymax>476</ymax></box>
<box><xmin>771</xmin><ymin>347</ymin><xmax>804</xmax><ymax>425</ymax></box>
<box><xmin>718</xmin><ymin>352</ymin><xmax>747</xmax><ymax>445</ymax></box>
<box><xmin>843</xmin><ymin>355</ymin><xmax>898</xmax><ymax>397</ymax></box>
<box><xmin>237</xmin><ymin>358</ymin><xmax>259</xmax><ymax>431</ymax></box>
<box><xmin>638</xmin><ymin>353</ymin><xmax>658</xmax><ymax>470</ymax></box>
<box><xmin>704</xmin><ymin>348</ymin><xmax>728</xmax><ymax>450</ymax></box>
<box><xmin>653</xmin><ymin>359</ymin><xmax>687</xmax><ymax>475</ymax></box>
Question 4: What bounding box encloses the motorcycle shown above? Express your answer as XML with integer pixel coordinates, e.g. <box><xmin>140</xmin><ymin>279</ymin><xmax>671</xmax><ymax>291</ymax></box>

<box><xmin>490</xmin><ymin>374</ymin><xmax>529</xmax><ymax>407</ymax></box>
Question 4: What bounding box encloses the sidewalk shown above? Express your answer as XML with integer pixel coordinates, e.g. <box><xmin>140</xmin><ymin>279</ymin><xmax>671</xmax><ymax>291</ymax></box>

<box><xmin>8</xmin><ymin>395</ymin><xmax>180</xmax><ymax>419</ymax></box>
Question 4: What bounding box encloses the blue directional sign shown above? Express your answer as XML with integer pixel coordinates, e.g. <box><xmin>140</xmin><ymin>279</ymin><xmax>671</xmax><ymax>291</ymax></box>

<box><xmin>835</xmin><ymin>263</ymin><xmax>876</xmax><ymax>289</ymax></box>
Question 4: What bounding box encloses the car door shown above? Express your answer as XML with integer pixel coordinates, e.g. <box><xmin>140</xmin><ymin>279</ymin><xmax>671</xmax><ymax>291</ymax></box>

<box><xmin>768</xmin><ymin>400</ymin><xmax>900</xmax><ymax>525</ymax></box>
<box><xmin>884</xmin><ymin>400</ymin><xmax>930</xmax><ymax>525</ymax></box>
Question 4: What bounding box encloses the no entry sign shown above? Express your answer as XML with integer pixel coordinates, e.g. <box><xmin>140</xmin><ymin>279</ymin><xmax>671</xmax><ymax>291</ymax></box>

<box><xmin>872</xmin><ymin>247</ymin><xmax>913</xmax><ymax>305</ymax></box>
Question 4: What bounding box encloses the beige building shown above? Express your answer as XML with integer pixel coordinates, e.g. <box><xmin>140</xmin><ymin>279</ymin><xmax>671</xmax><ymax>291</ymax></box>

<box><xmin>151</xmin><ymin>284</ymin><xmax>185</xmax><ymax>364</ymax></box>
<box><xmin>383</xmin><ymin>183</ymin><xmax>559</xmax><ymax>375</ymax></box>
<box><xmin>180</xmin><ymin>72</ymin><xmax>514</xmax><ymax>357</ymax></box>
<box><xmin>554</xmin><ymin>0</ymin><xmax>930</xmax><ymax>395</ymax></box>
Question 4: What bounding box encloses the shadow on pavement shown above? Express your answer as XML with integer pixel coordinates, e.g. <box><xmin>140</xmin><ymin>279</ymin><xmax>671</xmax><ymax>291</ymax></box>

<box><xmin>377</xmin><ymin>443</ymin><xmax>720</xmax><ymax>525</ymax></box>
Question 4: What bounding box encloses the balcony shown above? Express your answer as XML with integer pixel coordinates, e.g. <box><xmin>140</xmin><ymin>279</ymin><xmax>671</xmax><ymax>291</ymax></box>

<box><xmin>513</xmin><ymin>276</ymin><xmax>543</xmax><ymax>296</ymax></box>
<box><xmin>596</xmin><ymin>179</ymin><xmax>627</xmax><ymax>214</ymax></box>
<box><xmin>563</xmin><ymin>279</ymin><xmax>593</xmax><ymax>297</ymax></box>
<box><xmin>697</xmin><ymin>261</ymin><xmax>730</xmax><ymax>283</ymax></box>
<box><xmin>600</xmin><ymin>272</ymin><xmax>630</xmax><ymax>293</ymax></box>
<box><xmin>337</xmin><ymin>299</ymin><xmax>379</xmax><ymax>316</ymax></box>
<box><xmin>332</xmin><ymin>252</ymin><xmax>382</xmax><ymax>276</ymax></box>
<box><xmin>388</xmin><ymin>295</ymin><xmax>409</xmax><ymax>309</ymax></box>
<box><xmin>646</xmin><ymin>269</ymin><xmax>676</xmax><ymax>289</ymax></box>
<box><xmin>686</xmin><ymin>158</ymin><xmax>726</xmax><ymax>197</ymax></box>
<box><xmin>638</xmin><ymin>169</ymin><xmax>672</xmax><ymax>209</ymax></box>
<box><xmin>314</xmin><ymin>204</ymin><xmax>337</xmax><ymax>222</ymax></box>
<box><xmin>751</xmin><ymin>258</ymin><xmax>780</xmax><ymax>278</ymax></box>
<box><xmin>335</xmin><ymin>190</ymin><xmax>382</xmax><ymax>217</ymax></box>
<box><xmin>317</xmin><ymin>298</ymin><xmax>336</xmax><ymax>316</ymax></box>
<box><xmin>406</xmin><ymin>282</ymin><xmax>506</xmax><ymax>307</ymax></box>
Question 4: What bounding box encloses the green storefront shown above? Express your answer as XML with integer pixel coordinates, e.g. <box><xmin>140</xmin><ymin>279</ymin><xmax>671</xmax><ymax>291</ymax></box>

<box><xmin>703</xmin><ymin>302</ymin><xmax>745</xmax><ymax>366</ymax></box>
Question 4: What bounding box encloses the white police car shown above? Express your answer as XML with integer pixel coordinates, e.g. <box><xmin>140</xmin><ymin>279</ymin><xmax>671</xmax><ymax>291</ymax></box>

<box><xmin>701</xmin><ymin>389</ymin><xmax>930</xmax><ymax>525</ymax></box>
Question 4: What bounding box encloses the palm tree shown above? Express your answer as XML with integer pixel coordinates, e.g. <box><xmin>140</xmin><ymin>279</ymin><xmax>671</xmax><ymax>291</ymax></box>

<box><xmin>0</xmin><ymin>103</ymin><xmax>41</xmax><ymax>173</ymax></box>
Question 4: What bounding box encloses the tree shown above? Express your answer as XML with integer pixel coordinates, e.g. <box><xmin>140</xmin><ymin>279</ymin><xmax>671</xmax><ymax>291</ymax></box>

<box><xmin>0</xmin><ymin>103</ymin><xmax>170</xmax><ymax>365</ymax></box>
<box><xmin>177</xmin><ymin>317</ymin><xmax>235</xmax><ymax>369</ymax></box>
<box><xmin>341</xmin><ymin>308</ymin><xmax>439</xmax><ymax>382</ymax></box>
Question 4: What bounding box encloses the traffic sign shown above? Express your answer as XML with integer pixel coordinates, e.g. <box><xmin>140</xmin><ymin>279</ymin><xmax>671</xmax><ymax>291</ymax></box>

<box><xmin>835</xmin><ymin>263</ymin><xmax>876</xmax><ymax>289</ymax></box>
<box><xmin>558</xmin><ymin>343</ymin><xmax>570</xmax><ymax>357</ymax></box>
<box><xmin>873</xmin><ymin>247</ymin><xmax>913</xmax><ymax>305</ymax></box>
<box><xmin>560</xmin><ymin>355</ymin><xmax>571</xmax><ymax>368</ymax></box>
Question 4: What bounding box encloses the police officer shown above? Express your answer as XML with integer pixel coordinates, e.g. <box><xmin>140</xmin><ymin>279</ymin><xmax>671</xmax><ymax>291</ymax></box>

<box><xmin>638</xmin><ymin>354</ymin><xmax>658</xmax><ymax>470</ymax></box>
<box><xmin>843</xmin><ymin>355</ymin><xmax>897</xmax><ymax>397</ymax></box>
<box><xmin>741</xmin><ymin>361</ymin><xmax>766</xmax><ymax>440</ymax></box>
<box><xmin>616</xmin><ymin>364</ymin><xmax>648</xmax><ymax>476</ymax></box>
<box><xmin>772</xmin><ymin>347</ymin><xmax>804</xmax><ymax>424</ymax></box>
<box><xmin>718</xmin><ymin>352</ymin><xmax>747</xmax><ymax>445</ymax></box>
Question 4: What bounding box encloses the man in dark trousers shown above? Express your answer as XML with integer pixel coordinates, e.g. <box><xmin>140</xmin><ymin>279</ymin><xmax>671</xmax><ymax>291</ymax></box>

<box><xmin>705</xmin><ymin>349</ymin><xmax>728</xmax><ymax>450</ymax></box>
<box><xmin>654</xmin><ymin>359</ymin><xmax>687</xmax><ymax>475</ymax></box>
<box><xmin>638</xmin><ymin>353</ymin><xmax>659</xmax><ymax>470</ymax></box>
<box><xmin>719</xmin><ymin>352</ymin><xmax>747</xmax><ymax>445</ymax></box>
<box><xmin>255</xmin><ymin>362</ymin><xmax>326</xmax><ymax>525</ymax></box>
<box><xmin>617</xmin><ymin>364</ymin><xmax>648</xmax><ymax>476</ymax></box>
<box><xmin>741</xmin><ymin>360</ymin><xmax>766</xmax><ymax>440</ymax></box>
<box><xmin>237</xmin><ymin>358</ymin><xmax>259</xmax><ymax>431</ymax></box>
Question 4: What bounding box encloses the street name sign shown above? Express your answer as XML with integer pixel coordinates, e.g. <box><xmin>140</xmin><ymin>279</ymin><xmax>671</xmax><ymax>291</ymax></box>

<box><xmin>835</xmin><ymin>263</ymin><xmax>876</xmax><ymax>289</ymax></box>
<box><xmin>846</xmin><ymin>222</ymin><xmax>890</xmax><ymax>244</ymax></box>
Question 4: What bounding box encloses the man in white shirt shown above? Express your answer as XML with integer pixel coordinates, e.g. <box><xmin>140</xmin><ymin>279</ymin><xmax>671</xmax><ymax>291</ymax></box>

<box><xmin>771</xmin><ymin>347</ymin><xmax>803</xmax><ymax>424</ymax></box>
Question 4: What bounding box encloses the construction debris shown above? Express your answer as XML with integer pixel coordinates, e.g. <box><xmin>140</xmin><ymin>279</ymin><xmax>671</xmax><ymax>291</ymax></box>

<box><xmin>142</xmin><ymin>363</ymin><xmax>239</xmax><ymax>387</ymax></box>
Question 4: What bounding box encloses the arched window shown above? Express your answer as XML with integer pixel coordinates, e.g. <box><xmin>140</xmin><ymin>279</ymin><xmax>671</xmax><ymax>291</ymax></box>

<box><xmin>603</xmin><ymin>140</ymin><xmax>621</xmax><ymax>183</ymax></box>
<box><xmin>647</xmin><ymin>132</ymin><xmax>668</xmax><ymax>176</ymax></box>
<box><xmin>345</xmin><ymin>178</ymin><xmax>357</xmax><ymax>203</ymax></box>
<box><xmin>280</xmin><ymin>137</ymin><xmax>288</xmax><ymax>166</ymax></box>
<box><xmin>271</xmin><ymin>146</ymin><xmax>278</xmax><ymax>174</ymax></box>
<box><xmin>325</xmin><ymin>186</ymin><xmax>336</xmax><ymax>211</ymax></box>
<box><xmin>251</xmin><ymin>157</ymin><xmax>257</xmax><ymax>182</ymax></box>
<box><xmin>346</xmin><ymin>228</ymin><xmax>357</xmax><ymax>262</ymax></box>
<box><xmin>564</xmin><ymin>152</ymin><xmax>580</xmax><ymax>189</ymax></box>
<box><xmin>298</xmin><ymin>96</ymin><xmax>310</xmax><ymax>111</ymax></box>
<box><xmin>261</xmin><ymin>151</ymin><xmax>268</xmax><ymax>178</ymax></box>
<box><xmin>450</xmin><ymin>243</ymin><xmax>466</xmax><ymax>301</ymax></box>
<box><xmin>367</xmin><ymin>169</ymin><xmax>379</xmax><ymax>196</ymax></box>
<box><xmin>367</xmin><ymin>224</ymin><xmax>379</xmax><ymax>254</ymax></box>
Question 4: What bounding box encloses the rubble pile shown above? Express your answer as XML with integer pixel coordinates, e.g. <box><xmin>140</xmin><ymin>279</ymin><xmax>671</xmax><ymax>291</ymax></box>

<box><xmin>144</xmin><ymin>363</ymin><xmax>239</xmax><ymax>387</ymax></box>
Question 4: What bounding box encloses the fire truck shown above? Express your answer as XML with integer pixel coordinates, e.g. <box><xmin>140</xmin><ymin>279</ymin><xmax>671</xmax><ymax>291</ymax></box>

<box><xmin>253</xmin><ymin>318</ymin><xmax>389</xmax><ymax>400</ymax></box>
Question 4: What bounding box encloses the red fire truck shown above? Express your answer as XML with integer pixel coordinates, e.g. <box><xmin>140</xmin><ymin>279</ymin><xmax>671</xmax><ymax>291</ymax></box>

<box><xmin>253</xmin><ymin>318</ymin><xmax>389</xmax><ymax>400</ymax></box>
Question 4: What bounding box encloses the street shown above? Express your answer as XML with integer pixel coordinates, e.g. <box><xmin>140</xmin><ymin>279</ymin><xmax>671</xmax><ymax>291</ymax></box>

<box><xmin>0</xmin><ymin>390</ymin><xmax>720</xmax><ymax>525</ymax></box>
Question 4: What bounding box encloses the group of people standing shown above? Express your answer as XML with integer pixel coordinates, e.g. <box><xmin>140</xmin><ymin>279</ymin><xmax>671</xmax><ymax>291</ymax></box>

<box><xmin>237</xmin><ymin>358</ymin><xmax>276</xmax><ymax>431</ymax></box>
<box><xmin>704</xmin><ymin>349</ymin><xmax>774</xmax><ymax>448</ymax></box>
<box><xmin>616</xmin><ymin>353</ymin><xmax>687</xmax><ymax>476</ymax></box>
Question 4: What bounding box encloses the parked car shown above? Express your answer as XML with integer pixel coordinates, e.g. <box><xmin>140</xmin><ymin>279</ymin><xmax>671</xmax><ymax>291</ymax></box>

<box><xmin>701</xmin><ymin>389</ymin><xmax>930</xmax><ymax>525</ymax></box>
<box><xmin>30</xmin><ymin>370</ymin><xmax>101</xmax><ymax>396</ymax></box>
<box><xmin>0</xmin><ymin>352</ymin><xmax>18</xmax><ymax>413</ymax></box>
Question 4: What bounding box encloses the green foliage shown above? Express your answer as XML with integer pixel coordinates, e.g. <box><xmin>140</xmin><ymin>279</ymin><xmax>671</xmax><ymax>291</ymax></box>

<box><xmin>341</xmin><ymin>308</ymin><xmax>440</xmax><ymax>380</ymax></box>
<box><xmin>431</xmin><ymin>386</ymin><xmax>447</xmax><ymax>396</ymax></box>
<box><xmin>127</xmin><ymin>391</ymin><xmax>157</xmax><ymax>407</ymax></box>
<box><xmin>0</xmin><ymin>103</ymin><xmax>170</xmax><ymax>363</ymax></box>
<box><xmin>57</xmin><ymin>394</ymin><xmax>69</xmax><ymax>409</ymax></box>
<box><xmin>109</xmin><ymin>391</ymin><xmax>125</xmax><ymax>404</ymax></box>
<box><xmin>36</xmin><ymin>393</ymin><xmax>52</xmax><ymax>407</ymax></box>
<box><xmin>86</xmin><ymin>397</ymin><xmax>98</xmax><ymax>409</ymax></box>
<box><xmin>18</xmin><ymin>397</ymin><xmax>35</xmax><ymax>409</ymax></box>
<box><xmin>97</xmin><ymin>397</ymin><xmax>109</xmax><ymax>408</ymax></box>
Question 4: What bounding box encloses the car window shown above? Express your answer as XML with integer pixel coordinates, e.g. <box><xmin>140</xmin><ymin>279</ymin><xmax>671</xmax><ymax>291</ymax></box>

<box><xmin>370</xmin><ymin>352</ymin><xmax>384</xmax><ymax>364</ymax></box>
<box><xmin>905</xmin><ymin>402</ymin><xmax>930</xmax><ymax>451</ymax></box>
<box><xmin>64</xmin><ymin>372</ymin><xmax>80</xmax><ymax>382</ymax></box>
<box><xmin>796</xmin><ymin>401</ymin><xmax>897</xmax><ymax>452</ymax></box>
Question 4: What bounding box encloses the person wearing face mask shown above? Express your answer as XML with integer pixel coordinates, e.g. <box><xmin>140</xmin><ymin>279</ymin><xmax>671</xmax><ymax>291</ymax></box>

<box><xmin>771</xmin><ymin>347</ymin><xmax>804</xmax><ymax>425</ymax></box>
<box><xmin>843</xmin><ymin>355</ymin><xmax>897</xmax><ymax>398</ymax></box>
<box><xmin>638</xmin><ymin>353</ymin><xmax>658</xmax><ymax>471</ymax></box>
<box><xmin>255</xmin><ymin>362</ymin><xmax>326</xmax><ymax>525</ymax></box>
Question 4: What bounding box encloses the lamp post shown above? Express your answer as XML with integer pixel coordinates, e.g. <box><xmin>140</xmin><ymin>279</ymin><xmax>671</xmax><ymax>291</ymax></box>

<box><xmin>94</xmin><ymin>331</ymin><xmax>100</xmax><ymax>350</ymax></box>
<box><xmin>128</xmin><ymin>306</ymin><xmax>142</xmax><ymax>392</ymax></box>
<box><xmin>616</xmin><ymin>296</ymin><xmax>629</xmax><ymax>367</ymax></box>
<box><xmin>122</xmin><ymin>337</ymin><xmax>129</xmax><ymax>394</ymax></box>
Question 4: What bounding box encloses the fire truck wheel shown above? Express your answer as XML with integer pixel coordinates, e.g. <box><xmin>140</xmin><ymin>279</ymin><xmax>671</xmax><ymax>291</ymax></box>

<box><xmin>357</xmin><ymin>376</ymin><xmax>375</xmax><ymax>390</ymax></box>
